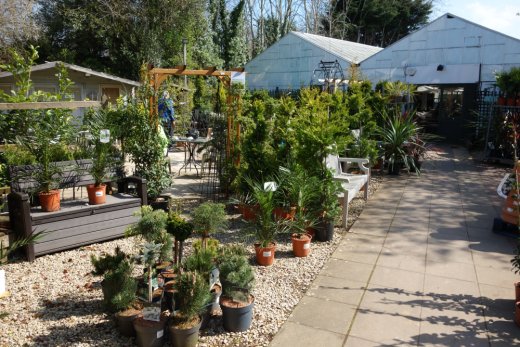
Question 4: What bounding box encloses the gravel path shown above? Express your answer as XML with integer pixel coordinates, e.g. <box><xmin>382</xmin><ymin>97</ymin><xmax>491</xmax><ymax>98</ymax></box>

<box><xmin>0</xmin><ymin>176</ymin><xmax>382</xmax><ymax>347</ymax></box>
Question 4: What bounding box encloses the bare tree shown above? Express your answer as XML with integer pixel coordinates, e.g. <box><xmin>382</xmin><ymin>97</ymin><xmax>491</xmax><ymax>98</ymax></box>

<box><xmin>0</xmin><ymin>0</ymin><xmax>40</xmax><ymax>49</ymax></box>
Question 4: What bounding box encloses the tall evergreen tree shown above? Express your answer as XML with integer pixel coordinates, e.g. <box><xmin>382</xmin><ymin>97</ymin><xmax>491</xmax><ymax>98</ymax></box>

<box><xmin>321</xmin><ymin>0</ymin><xmax>434</xmax><ymax>47</ymax></box>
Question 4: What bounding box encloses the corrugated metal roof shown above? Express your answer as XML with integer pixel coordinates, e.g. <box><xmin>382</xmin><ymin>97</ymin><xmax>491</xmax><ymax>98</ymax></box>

<box><xmin>0</xmin><ymin>61</ymin><xmax>140</xmax><ymax>86</ymax></box>
<box><xmin>291</xmin><ymin>32</ymin><xmax>383</xmax><ymax>64</ymax></box>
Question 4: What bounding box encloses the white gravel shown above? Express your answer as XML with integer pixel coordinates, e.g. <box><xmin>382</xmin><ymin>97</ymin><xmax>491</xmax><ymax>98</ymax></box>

<box><xmin>0</xmin><ymin>176</ymin><xmax>382</xmax><ymax>347</ymax></box>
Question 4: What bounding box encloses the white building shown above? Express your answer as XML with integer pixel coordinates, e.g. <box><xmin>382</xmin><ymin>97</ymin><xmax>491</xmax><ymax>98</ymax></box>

<box><xmin>360</xmin><ymin>13</ymin><xmax>520</xmax><ymax>90</ymax></box>
<box><xmin>245</xmin><ymin>31</ymin><xmax>382</xmax><ymax>91</ymax></box>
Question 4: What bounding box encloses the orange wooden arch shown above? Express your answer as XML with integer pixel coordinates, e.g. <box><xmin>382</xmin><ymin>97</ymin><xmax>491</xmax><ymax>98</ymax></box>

<box><xmin>147</xmin><ymin>65</ymin><xmax>243</xmax><ymax>156</ymax></box>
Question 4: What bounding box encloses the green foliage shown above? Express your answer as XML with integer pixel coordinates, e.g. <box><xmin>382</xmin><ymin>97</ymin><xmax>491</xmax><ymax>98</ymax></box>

<box><xmin>0</xmin><ymin>230</ymin><xmax>45</xmax><ymax>264</ymax></box>
<box><xmin>496</xmin><ymin>67</ymin><xmax>520</xmax><ymax>97</ymax></box>
<box><xmin>166</xmin><ymin>213</ymin><xmax>194</xmax><ymax>242</ymax></box>
<box><xmin>119</xmin><ymin>97</ymin><xmax>171</xmax><ymax>199</ymax></box>
<box><xmin>82</xmin><ymin>108</ymin><xmax>119</xmax><ymax>186</ymax></box>
<box><xmin>193</xmin><ymin>238</ymin><xmax>220</xmax><ymax>258</ymax></box>
<box><xmin>377</xmin><ymin>110</ymin><xmax>422</xmax><ymax>174</ymax></box>
<box><xmin>126</xmin><ymin>206</ymin><xmax>172</xmax><ymax>262</ymax></box>
<box><xmin>90</xmin><ymin>247</ymin><xmax>136</xmax><ymax>312</ymax></box>
<box><xmin>239</xmin><ymin>99</ymin><xmax>278</xmax><ymax>192</ymax></box>
<box><xmin>183</xmin><ymin>247</ymin><xmax>216</xmax><ymax>281</ymax></box>
<box><xmin>192</xmin><ymin>202</ymin><xmax>228</xmax><ymax>243</ymax></box>
<box><xmin>323</xmin><ymin>0</ymin><xmax>432</xmax><ymax>47</ymax></box>
<box><xmin>244</xmin><ymin>177</ymin><xmax>292</xmax><ymax>247</ymax></box>
<box><xmin>2</xmin><ymin>145</ymin><xmax>36</xmax><ymax>166</ymax></box>
<box><xmin>0</xmin><ymin>47</ymin><xmax>74</xmax><ymax>193</ymax></box>
<box><xmin>218</xmin><ymin>251</ymin><xmax>254</xmax><ymax>304</ymax></box>
<box><xmin>174</xmin><ymin>271</ymin><xmax>211</xmax><ymax>322</ymax></box>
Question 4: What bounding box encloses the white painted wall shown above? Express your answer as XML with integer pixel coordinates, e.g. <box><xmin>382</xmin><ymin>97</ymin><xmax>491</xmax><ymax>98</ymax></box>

<box><xmin>360</xmin><ymin>14</ymin><xmax>520</xmax><ymax>88</ymax></box>
<box><xmin>246</xmin><ymin>33</ymin><xmax>351</xmax><ymax>90</ymax></box>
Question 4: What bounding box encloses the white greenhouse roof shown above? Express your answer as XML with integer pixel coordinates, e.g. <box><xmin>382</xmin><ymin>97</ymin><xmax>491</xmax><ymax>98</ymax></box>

<box><xmin>291</xmin><ymin>32</ymin><xmax>383</xmax><ymax>64</ymax></box>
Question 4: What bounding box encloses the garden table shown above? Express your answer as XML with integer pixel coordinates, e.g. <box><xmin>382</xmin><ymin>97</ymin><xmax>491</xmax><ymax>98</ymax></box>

<box><xmin>175</xmin><ymin>137</ymin><xmax>209</xmax><ymax>176</ymax></box>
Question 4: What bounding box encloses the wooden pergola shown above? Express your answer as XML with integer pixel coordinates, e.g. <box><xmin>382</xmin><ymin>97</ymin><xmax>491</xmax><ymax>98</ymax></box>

<box><xmin>147</xmin><ymin>65</ymin><xmax>244</xmax><ymax>156</ymax></box>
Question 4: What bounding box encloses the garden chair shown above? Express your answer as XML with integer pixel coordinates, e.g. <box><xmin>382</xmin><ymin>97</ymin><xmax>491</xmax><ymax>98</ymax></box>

<box><xmin>325</xmin><ymin>154</ymin><xmax>370</xmax><ymax>228</ymax></box>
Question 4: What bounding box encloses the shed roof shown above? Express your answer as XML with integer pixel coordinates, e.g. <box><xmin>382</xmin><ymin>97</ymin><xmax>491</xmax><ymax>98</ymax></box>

<box><xmin>290</xmin><ymin>32</ymin><xmax>383</xmax><ymax>64</ymax></box>
<box><xmin>0</xmin><ymin>61</ymin><xmax>140</xmax><ymax>87</ymax></box>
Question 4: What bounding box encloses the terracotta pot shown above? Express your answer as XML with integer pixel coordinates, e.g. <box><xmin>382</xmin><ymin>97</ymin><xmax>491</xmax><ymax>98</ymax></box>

<box><xmin>507</xmin><ymin>98</ymin><xmax>516</xmax><ymax>107</ymax></box>
<box><xmin>498</xmin><ymin>96</ymin><xmax>506</xmax><ymax>106</ymax></box>
<box><xmin>239</xmin><ymin>204</ymin><xmax>258</xmax><ymax>221</ymax></box>
<box><xmin>86</xmin><ymin>184</ymin><xmax>106</xmax><ymax>205</ymax></box>
<box><xmin>273</xmin><ymin>206</ymin><xmax>296</xmax><ymax>220</ymax></box>
<box><xmin>39</xmin><ymin>190</ymin><xmax>60</xmax><ymax>212</ymax></box>
<box><xmin>515</xmin><ymin>282</ymin><xmax>520</xmax><ymax>303</ymax></box>
<box><xmin>254</xmin><ymin>242</ymin><xmax>276</xmax><ymax>266</ymax></box>
<box><xmin>291</xmin><ymin>233</ymin><xmax>312</xmax><ymax>257</ymax></box>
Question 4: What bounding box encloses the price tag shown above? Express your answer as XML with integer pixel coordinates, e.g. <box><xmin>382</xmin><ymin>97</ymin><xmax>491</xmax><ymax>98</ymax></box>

<box><xmin>142</xmin><ymin>306</ymin><xmax>161</xmax><ymax>322</ymax></box>
<box><xmin>95</xmin><ymin>191</ymin><xmax>104</xmax><ymax>197</ymax></box>
<box><xmin>303</xmin><ymin>243</ymin><xmax>310</xmax><ymax>250</ymax></box>
<box><xmin>262</xmin><ymin>251</ymin><xmax>271</xmax><ymax>257</ymax></box>
<box><xmin>157</xmin><ymin>330</ymin><xmax>164</xmax><ymax>338</ymax></box>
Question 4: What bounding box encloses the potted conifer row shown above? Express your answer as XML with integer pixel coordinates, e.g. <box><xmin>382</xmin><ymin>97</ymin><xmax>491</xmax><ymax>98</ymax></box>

<box><xmin>218</xmin><ymin>246</ymin><xmax>255</xmax><ymax>332</ymax></box>
<box><xmin>90</xmin><ymin>248</ymin><xmax>140</xmax><ymax>337</ymax></box>
<box><xmin>169</xmin><ymin>271</ymin><xmax>210</xmax><ymax>347</ymax></box>
<box><xmin>133</xmin><ymin>242</ymin><xmax>168</xmax><ymax>347</ymax></box>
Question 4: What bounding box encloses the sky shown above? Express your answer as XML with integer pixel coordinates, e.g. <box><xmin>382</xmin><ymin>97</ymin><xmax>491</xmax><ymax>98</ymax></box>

<box><xmin>431</xmin><ymin>0</ymin><xmax>520</xmax><ymax>39</ymax></box>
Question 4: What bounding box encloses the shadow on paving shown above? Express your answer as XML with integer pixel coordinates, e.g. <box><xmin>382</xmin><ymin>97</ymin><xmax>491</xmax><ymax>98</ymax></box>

<box><xmin>36</xmin><ymin>296</ymin><xmax>105</xmax><ymax>321</ymax></box>
<box><xmin>354</xmin><ymin>286</ymin><xmax>518</xmax><ymax>346</ymax></box>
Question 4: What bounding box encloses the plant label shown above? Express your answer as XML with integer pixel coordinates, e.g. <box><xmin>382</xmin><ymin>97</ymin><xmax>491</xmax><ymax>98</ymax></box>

<box><xmin>157</xmin><ymin>330</ymin><xmax>164</xmax><ymax>338</ymax></box>
<box><xmin>0</xmin><ymin>270</ymin><xmax>5</xmax><ymax>294</ymax></box>
<box><xmin>263</xmin><ymin>181</ymin><xmax>277</xmax><ymax>191</ymax></box>
<box><xmin>303</xmin><ymin>243</ymin><xmax>310</xmax><ymax>250</ymax></box>
<box><xmin>95</xmin><ymin>191</ymin><xmax>104</xmax><ymax>197</ymax></box>
<box><xmin>262</xmin><ymin>251</ymin><xmax>271</xmax><ymax>257</ymax></box>
<box><xmin>151</xmin><ymin>277</ymin><xmax>158</xmax><ymax>291</ymax></box>
<box><xmin>100</xmin><ymin>129</ymin><xmax>110</xmax><ymax>143</ymax></box>
<box><xmin>142</xmin><ymin>307</ymin><xmax>161</xmax><ymax>322</ymax></box>
<box><xmin>209</xmin><ymin>267</ymin><xmax>220</xmax><ymax>288</ymax></box>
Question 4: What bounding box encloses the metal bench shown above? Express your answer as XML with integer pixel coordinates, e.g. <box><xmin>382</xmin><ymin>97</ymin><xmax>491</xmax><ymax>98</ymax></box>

<box><xmin>326</xmin><ymin>155</ymin><xmax>370</xmax><ymax>228</ymax></box>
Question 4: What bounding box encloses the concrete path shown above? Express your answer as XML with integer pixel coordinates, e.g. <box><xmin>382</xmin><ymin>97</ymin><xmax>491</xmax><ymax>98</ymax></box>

<box><xmin>270</xmin><ymin>146</ymin><xmax>520</xmax><ymax>346</ymax></box>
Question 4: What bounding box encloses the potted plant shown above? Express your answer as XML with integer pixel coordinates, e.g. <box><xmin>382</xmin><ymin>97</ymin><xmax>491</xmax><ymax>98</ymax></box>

<box><xmin>311</xmin><ymin>174</ymin><xmax>342</xmax><ymax>242</ymax></box>
<box><xmin>192</xmin><ymin>202</ymin><xmax>228</xmax><ymax>250</ymax></box>
<box><xmin>377</xmin><ymin>110</ymin><xmax>422</xmax><ymax>175</ymax></box>
<box><xmin>246</xmin><ymin>178</ymin><xmax>291</xmax><ymax>265</ymax></box>
<box><xmin>82</xmin><ymin>108</ymin><xmax>116</xmax><ymax>205</ymax></box>
<box><xmin>166</xmin><ymin>211</ymin><xmax>194</xmax><ymax>266</ymax></box>
<box><xmin>125</xmin><ymin>205</ymin><xmax>172</xmax><ymax>263</ymax></box>
<box><xmin>90</xmin><ymin>248</ymin><xmax>141</xmax><ymax>336</ymax></box>
<box><xmin>133</xmin><ymin>242</ymin><xmax>168</xmax><ymax>347</ymax></box>
<box><xmin>218</xmin><ymin>246</ymin><xmax>255</xmax><ymax>332</ymax></box>
<box><xmin>169</xmin><ymin>271</ymin><xmax>210</xmax><ymax>347</ymax></box>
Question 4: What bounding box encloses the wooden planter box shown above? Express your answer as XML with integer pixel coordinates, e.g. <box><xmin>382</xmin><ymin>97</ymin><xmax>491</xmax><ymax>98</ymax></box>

<box><xmin>7</xmin><ymin>159</ymin><xmax>147</xmax><ymax>261</ymax></box>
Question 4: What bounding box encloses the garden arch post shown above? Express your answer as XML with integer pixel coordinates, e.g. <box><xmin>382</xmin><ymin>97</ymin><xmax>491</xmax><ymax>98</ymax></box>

<box><xmin>147</xmin><ymin>66</ymin><xmax>244</xmax><ymax>156</ymax></box>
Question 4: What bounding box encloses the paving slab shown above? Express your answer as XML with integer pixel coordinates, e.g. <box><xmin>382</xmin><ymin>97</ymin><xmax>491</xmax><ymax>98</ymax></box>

<box><xmin>270</xmin><ymin>146</ymin><xmax>520</xmax><ymax>347</ymax></box>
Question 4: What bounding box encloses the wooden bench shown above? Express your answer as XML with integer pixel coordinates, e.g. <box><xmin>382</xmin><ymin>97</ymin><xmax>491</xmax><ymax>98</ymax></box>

<box><xmin>326</xmin><ymin>155</ymin><xmax>370</xmax><ymax>228</ymax></box>
<box><xmin>7</xmin><ymin>159</ymin><xmax>147</xmax><ymax>261</ymax></box>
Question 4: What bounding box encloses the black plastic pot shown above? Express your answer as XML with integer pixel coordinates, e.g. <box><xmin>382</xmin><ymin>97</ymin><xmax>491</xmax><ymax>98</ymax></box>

<box><xmin>220</xmin><ymin>295</ymin><xmax>254</xmax><ymax>332</ymax></box>
<box><xmin>315</xmin><ymin>220</ymin><xmax>334</xmax><ymax>242</ymax></box>
<box><xmin>115</xmin><ymin>309</ymin><xmax>140</xmax><ymax>337</ymax></box>
<box><xmin>169</xmin><ymin>315</ymin><xmax>202</xmax><ymax>347</ymax></box>
<box><xmin>133</xmin><ymin>316</ymin><xmax>166</xmax><ymax>347</ymax></box>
